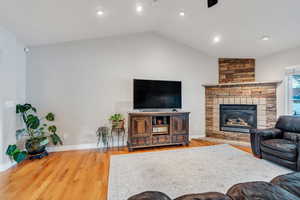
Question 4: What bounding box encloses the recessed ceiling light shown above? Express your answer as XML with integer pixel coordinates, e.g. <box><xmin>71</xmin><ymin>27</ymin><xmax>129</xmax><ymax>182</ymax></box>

<box><xmin>261</xmin><ymin>35</ymin><xmax>270</xmax><ymax>41</ymax></box>
<box><xmin>213</xmin><ymin>36</ymin><xmax>221</xmax><ymax>43</ymax></box>
<box><xmin>136</xmin><ymin>5</ymin><xmax>143</xmax><ymax>13</ymax></box>
<box><xmin>97</xmin><ymin>10</ymin><xmax>104</xmax><ymax>16</ymax></box>
<box><xmin>179</xmin><ymin>11</ymin><xmax>185</xmax><ymax>16</ymax></box>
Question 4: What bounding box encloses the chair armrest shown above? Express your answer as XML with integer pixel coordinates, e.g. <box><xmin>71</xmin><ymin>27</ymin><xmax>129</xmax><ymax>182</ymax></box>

<box><xmin>250</xmin><ymin>128</ymin><xmax>282</xmax><ymax>158</ymax></box>
<box><xmin>250</xmin><ymin>128</ymin><xmax>282</xmax><ymax>140</ymax></box>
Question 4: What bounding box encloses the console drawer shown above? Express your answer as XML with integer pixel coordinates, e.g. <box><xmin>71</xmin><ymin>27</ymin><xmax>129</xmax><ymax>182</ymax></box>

<box><xmin>152</xmin><ymin>135</ymin><xmax>171</xmax><ymax>145</ymax></box>
<box><xmin>172</xmin><ymin>134</ymin><xmax>188</xmax><ymax>143</ymax></box>
<box><xmin>130</xmin><ymin>137</ymin><xmax>151</xmax><ymax>146</ymax></box>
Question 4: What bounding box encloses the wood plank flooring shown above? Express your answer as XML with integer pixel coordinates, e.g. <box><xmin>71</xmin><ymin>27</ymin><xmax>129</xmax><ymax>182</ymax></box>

<box><xmin>0</xmin><ymin>139</ymin><xmax>251</xmax><ymax>200</ymax></box>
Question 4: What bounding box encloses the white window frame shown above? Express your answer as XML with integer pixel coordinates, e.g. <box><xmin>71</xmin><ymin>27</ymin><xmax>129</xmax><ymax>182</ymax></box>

<box><xmin>285</xmin><ymin>66</ymin><xmax>300</xmax><ymax>115</ymax></box>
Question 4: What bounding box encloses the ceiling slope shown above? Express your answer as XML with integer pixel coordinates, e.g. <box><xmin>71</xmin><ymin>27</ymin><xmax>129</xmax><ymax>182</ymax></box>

<box><xmin>1</xmin><ymin>0</ymin><xmax>300</xmax><ymax>58</ymax></box>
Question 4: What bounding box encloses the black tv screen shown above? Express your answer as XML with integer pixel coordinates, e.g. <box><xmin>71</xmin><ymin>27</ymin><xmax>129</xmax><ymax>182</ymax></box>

<box><xmin>134</xmin><ymin>79</ymin><xmax>182</xmax><ymax>109</ymax></box>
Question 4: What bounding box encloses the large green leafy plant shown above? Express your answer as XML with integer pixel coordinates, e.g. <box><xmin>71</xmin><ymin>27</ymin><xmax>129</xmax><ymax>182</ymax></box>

<box><xmin>6</xmin><ymin>145</ymin><xmax>27</xmax><ymax>163</ymax></box>
<box><xmin>6</xmin><ymin>103</ymin><xmax>63</xmax><ymax>163</ymax></box>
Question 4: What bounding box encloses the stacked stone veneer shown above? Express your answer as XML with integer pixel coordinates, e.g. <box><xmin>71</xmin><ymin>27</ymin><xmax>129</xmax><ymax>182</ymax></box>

<box><xmin>205</xmin><ymin>82</ymin><xmax>277</xmax><ymax>142</ymax></box>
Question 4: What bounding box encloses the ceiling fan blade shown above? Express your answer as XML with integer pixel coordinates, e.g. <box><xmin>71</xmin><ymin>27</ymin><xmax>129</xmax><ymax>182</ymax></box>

<box><xmin>208</xmin><ymin>0</ymin><xmax>218</xmax><ymax>8</ymax></box>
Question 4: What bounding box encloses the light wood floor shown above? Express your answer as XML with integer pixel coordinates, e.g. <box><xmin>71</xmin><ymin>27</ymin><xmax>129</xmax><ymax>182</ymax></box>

<box><xmin>0</xmin><ymin>139</ymin><xmax>251</xmax><ymax>200</ymax></box>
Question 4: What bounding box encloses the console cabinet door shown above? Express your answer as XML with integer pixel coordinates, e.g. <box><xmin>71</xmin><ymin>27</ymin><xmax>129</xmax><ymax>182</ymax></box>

<box><xmin>171</xmin><ymin>115</ymin><xmax>188</xmax><ymax>134</ymax></box>
<box><xmin>131</xmin><ymin>117</ymin><xmax>152</xmax><ymax>137</ymax></box>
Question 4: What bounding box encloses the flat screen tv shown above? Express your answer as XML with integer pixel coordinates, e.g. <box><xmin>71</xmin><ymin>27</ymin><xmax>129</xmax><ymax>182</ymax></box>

<box><xmin>134</xmin><ymin>79</ymin><xmax>182</xmax><ymax>109</ymax></box>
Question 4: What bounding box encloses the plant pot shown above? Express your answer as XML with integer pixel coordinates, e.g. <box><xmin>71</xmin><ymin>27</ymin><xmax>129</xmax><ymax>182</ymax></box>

<box><xmin>25</xmin><ymin>137</ymin><xmax>48</xmax><ymax>155</ymax></box>
<box><xmin>112</xmin><ymin>120</ymin><xmax>125</xmax><ymax>129</ymax></box>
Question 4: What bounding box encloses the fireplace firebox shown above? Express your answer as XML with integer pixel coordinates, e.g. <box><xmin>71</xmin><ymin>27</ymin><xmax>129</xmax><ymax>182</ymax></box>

<box><xmin>220</xmin><ymin>104</ymin><xmax>257</xmax><ymax>133</ymax></box>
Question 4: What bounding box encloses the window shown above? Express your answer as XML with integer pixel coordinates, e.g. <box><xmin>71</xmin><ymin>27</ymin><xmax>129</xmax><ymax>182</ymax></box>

<box><xmin>286</xmin><ymin>67</ymin><xmax>300</xmax><ymax>115</ymax></box>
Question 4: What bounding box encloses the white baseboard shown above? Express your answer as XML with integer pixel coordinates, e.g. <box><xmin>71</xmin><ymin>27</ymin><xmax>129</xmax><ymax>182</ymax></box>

<box><xmin>48</xmin><ymin>138</ymin><xmax>198</xmax><ymax>153</ymax></box>
<box><xmin>47</xmin><ymin>139</ymin><xmax>129</xmax><ymax>152</ymax></box>
<box><xmin>0</xmin><ymin>161</ymin><xmax>17</xmax><ymax>172</ymax></box>
<box><xmin>47</xmin><ymin>143</ymin><xmax>98</xmax><ymax>152</ymax></box>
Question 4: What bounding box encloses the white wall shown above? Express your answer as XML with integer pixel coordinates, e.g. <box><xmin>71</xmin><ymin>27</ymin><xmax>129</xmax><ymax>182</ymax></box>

<box><xmin>27</xmin><ymin>32</ymin><xmax>218</xmax><ymax>146</ymax></box>
<box><xmin>256</xmin><ymin>46</ymin><xmax>300</xmax><ymax>116</ymax></box>
<box><xmin>0</xmin><ymin>27</ymin><xmax>26</xmax><ymax>170</ymax></box>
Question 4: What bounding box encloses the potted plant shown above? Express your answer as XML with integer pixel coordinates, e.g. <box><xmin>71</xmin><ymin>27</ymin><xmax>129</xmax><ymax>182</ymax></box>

<box><xmin>109</xmin><ymin>113</ymin><xmax>125</xmax><ymax>129</ymax></box>
<box><xmin>6</xmin><ymin>103</ymin><xmax>63</xmax><ymax>163</ymax></box>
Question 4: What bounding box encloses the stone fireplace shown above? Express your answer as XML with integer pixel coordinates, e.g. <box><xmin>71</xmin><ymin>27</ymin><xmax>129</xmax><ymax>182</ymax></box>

<box><xmin>220</xmin><ymin>104</ymin><xmax>257</xmax><ymax>133</ymax></box>
<box><xmin>203</xmin><ymin>58</ymin><xmax>281</xmax><ymax>142</ymax></box>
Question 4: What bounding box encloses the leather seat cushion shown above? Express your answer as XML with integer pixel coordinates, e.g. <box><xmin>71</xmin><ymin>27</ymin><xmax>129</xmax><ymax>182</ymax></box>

<box><xmin>271</xmin><ymin>172</ymin><xmax>300</xmax><ymax>197</ymax></box>
<box><xmin>128</xmin><ymin>191</ymin><xmax>171</xmax><ymax>200</ymax></box>
<box><xmin>227</xmin><ymin>181</ymin><xmax>300</xmax><ymax>200</ymax></box>
<box><xmin>174</xmin><ymin>192</ymin><xmax>231</xmax><ymax>200</ymax></box>
<box><xmin>261</xmin><ymin>139</ymin><xmax>297</xmax><ymax>161</ymax></box>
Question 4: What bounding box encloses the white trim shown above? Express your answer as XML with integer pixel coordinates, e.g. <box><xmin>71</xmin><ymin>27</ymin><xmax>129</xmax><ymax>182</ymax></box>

<box><xmin>284</xmin><ymin>65</ymin><xmax>300</xmax><ymax>115</ymax></box>
<box><xmin>0</xmin><ymin>161</ymin><xmax>17</xmax><ymax>172</ymax></box>
<box><xmin>284</xmin><ymin>75</ymin><xmax>290</xmax><ymax>115</ymax></box>
<box><xmin>189</xmin><ymin>132</ymin><xmax>202</xmax><ymax>139</ymax></box>
<box><xmin>285</xmin><ymin>65</ymin><xmax>300</xmax><ymax>75</ymax></box>
<box><xmin>47</xmin><ymin>141</ymin><xmax>128</xmax><ymax>152</ymax></box>
<box><xmin>47</xmin><ymin>143</ymin><xmax>98</xmax><ymax>152</ymax></box>
<box><xmin>47</xmin><ymin>140</ymin><xmax>129</xmax><ymax>152</ymax></box>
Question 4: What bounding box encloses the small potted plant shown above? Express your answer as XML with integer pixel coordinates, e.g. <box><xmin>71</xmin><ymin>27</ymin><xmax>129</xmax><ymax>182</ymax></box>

<box><xmin>6</xmin><ymin>103</ymin><xmax>63</xmax><ymax>163</ymax></box>
<box><xmin>109</xmin><ymin>113</ymin><xmax>125</xmax><ymax>129</ymax></box>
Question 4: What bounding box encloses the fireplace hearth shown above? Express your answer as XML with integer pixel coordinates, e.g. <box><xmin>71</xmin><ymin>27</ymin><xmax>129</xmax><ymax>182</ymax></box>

<box><xmin>220</xmin><ymin>104</ymin><xmax>257</xmax><ymax>133</ymax></box>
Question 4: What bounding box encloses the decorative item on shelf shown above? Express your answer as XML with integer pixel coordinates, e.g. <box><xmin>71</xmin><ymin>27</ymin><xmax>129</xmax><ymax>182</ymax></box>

<box><xmin>163</xmin><ymin>116</ymin><xmax>167</xmax><ymax>124</ymax></box>
<box><xmin>6</xmin><ymin>103</ymin><xmax>63</xmax><ymax>163</ymax></box>
<box><xmin>152</xmin><ymin>117</ymin><xmax>157</xmax><ymax>125</ymax></box>
<box><xmin>157</xmin><ymin>119</ymin><xmax>163</xmax><ymax>125</ymax></box>
<box><xmin>109</xmin><ymin>113</ymin><xmax>126</xmax><ymax>150</ymax></box>
<box><xmin>96</xmin><ymin>126</ymin><xmax>109</xmax><ymax>151</ymax></box>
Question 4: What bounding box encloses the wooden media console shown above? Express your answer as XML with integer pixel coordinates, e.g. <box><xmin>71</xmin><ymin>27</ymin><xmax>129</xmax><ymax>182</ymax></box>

<box><xmin>127</xmin><ymin>112</ymin><xmax>190</xmax><ymax>151</ymax></box>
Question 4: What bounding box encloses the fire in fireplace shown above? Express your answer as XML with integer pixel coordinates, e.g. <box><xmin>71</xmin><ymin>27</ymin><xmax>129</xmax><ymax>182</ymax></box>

<box><xmin>220</xmin><ymin>104</ymin><xmax>257</xmax><ymax>133</ymax></box>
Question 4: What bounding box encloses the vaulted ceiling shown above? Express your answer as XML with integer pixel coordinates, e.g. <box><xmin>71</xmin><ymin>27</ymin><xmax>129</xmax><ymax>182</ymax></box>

<box><xmin>1</xmin><ymin>0</ymin><xmax>300</xmax><ymax>58</ymax></box>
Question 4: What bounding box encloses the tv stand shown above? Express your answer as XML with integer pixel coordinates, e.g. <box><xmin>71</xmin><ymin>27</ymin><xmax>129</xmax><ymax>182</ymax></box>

<box><xmin>127</xmin><ymin>112</ymin><xmax>190</xmax><ymax>151</ymax></box>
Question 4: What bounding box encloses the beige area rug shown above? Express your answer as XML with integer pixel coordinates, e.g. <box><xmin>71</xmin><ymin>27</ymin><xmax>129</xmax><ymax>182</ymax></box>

<box><xmin>108</xmin><ymin>144</ymin><xmax>291</xmax><ymax>200</ymax></box>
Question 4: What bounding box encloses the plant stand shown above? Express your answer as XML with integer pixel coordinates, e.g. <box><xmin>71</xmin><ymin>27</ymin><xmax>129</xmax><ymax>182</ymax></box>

<box><xmin>28</xmin><ymin>150</ymin><xmax>49</xmax><ymax>160</ymax></box>
<box><xmin>111</xmin><ymin>127</ymin><xmax>126</xmax><ymax>150</ymax></box>
<box><xmin>96</xmin><ymin>126</ymin><xmax>110</xmax><ymax>152</ymax></box>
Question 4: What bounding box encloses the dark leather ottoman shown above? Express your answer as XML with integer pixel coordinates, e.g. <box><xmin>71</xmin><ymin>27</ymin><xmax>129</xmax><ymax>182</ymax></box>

<box><xmin>271</xmin><ymin>172</ymin><xmax>300</xmax><ymax>197</ymax></box>
<box><xmin>174</xmin><ymin>192</ymin><xmax>231</xmax><ymax>200</ymax></box>
<box><xmin>227</xmin><ymin>181</ymin><xmax>300</xmax><ymax>200</ymax></box>
<box><xmin>128</xmin><ymin>191</ymin><xmax>171</xmax><ymax>200</ymax></box>
<box><xmin>127</xmin><ymin>172</ymin><xmax>300</xmax><ymax>200</ymax></box>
